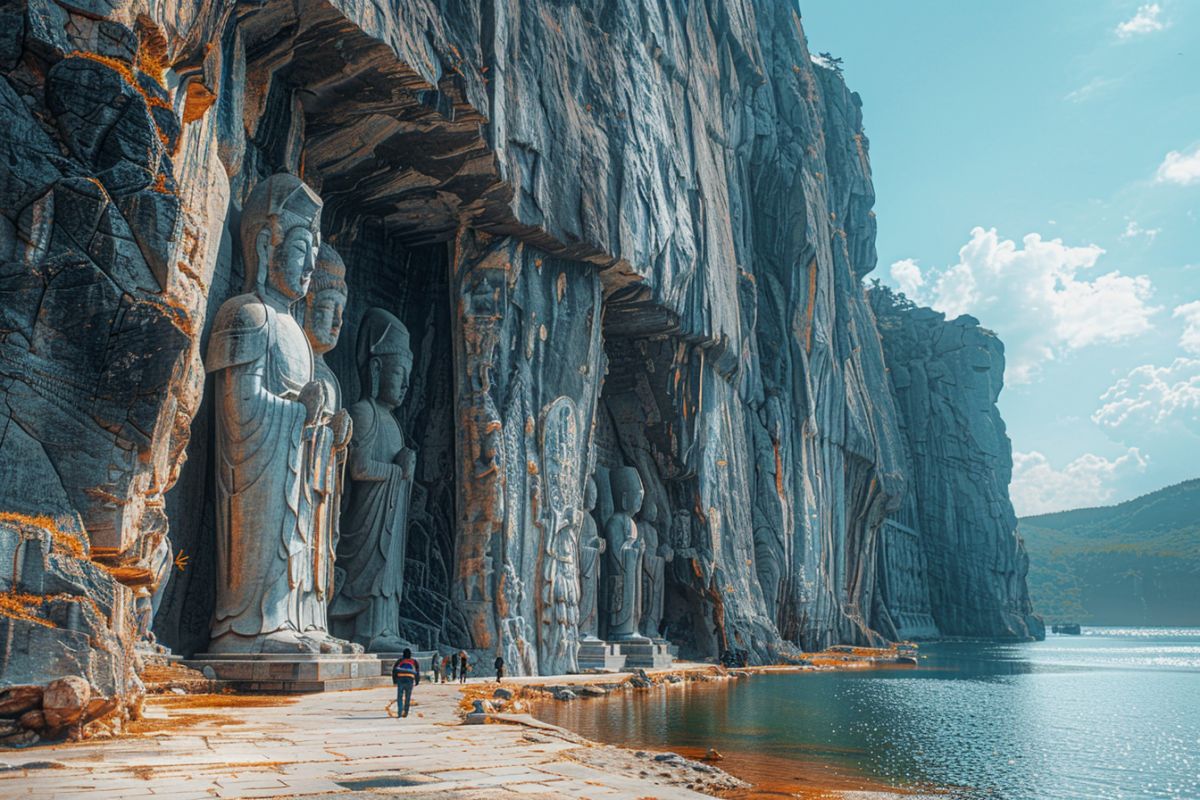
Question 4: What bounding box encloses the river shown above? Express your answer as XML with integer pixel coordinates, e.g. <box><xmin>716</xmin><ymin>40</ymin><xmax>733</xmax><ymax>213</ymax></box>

<box><xmin>534</xmin><ymin>628</ymin><xmax>1200</xmax><ymax>799</ymax></box>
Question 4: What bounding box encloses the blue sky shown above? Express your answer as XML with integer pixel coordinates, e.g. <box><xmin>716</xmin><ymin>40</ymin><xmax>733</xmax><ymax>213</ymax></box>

<box><xmin>802</xmin><ymin>1</ymin><xmax>1200</xmax><ymax>515</ymax></box>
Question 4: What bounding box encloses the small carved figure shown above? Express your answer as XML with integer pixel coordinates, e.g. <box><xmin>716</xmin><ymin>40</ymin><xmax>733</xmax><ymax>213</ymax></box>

<box><xmin>539</xmin><ymin>397</ymin><xmax>582</xmax><ymax>672</ymax></box>
<box><xmin>639</xmin><ymin>493</ymin><xmax>673</xmax><ymax>640</ymax></box>
<box><xmin>206</xmin><ymin>173</ymin><xmax>333</xmax><ymax>654</ymax></box>
<box><xmin>604</xmin><ymin>467</ymin><xmax>646</xmax><ymax>640</ymax></box>
<box><xmin>577</xmin><ymin>478</ymin><xmax>606</xmax><ymax>639</ymax></box>
<box><xmin>330</xmin><ymin>308</ymin><xmax>417</xmax><ymax>652</ymax></box>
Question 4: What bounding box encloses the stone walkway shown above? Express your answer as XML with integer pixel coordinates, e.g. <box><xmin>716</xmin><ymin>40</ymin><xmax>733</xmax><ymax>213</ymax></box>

<box><xmin>0</xmin><ymin>680</ymin><xmax>716</xmax><ymax>800</ymax></box>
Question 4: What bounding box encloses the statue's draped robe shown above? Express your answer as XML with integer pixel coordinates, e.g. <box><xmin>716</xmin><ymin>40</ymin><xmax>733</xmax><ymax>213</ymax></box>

<box><xmin>577</xmin><ymin>516</ymin><xmax>602</xmax><ymax>638</ymax></box>
<box><xmin>641</xmin><ymin>521</ymin><xmax>666</xmax><ymax>638</ymax></box>
<box><xmin>331</xmin><ymin>399</ymin><xmax>411</xmax><ymax>648</ymax></box>
<box><xmin>604</xmin><ymin>516</ymin><xmax>644</xmax><ymax>638</ymax></box>
<box><xmin>207</xmin><ymin>297</ymin><xmax>313</xmax><ymax>643</ymax></box>
<box><xmin>300</xmin><ymin>359</ymin><xmax>343</xmax><ymax>633</ymax></box>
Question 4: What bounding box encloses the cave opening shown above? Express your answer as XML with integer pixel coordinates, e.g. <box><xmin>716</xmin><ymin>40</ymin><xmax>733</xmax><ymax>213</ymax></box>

<box><xmin>594</xmin><ymin>326</ymin><xmax>718</xmax><ymax>662</ymax></box>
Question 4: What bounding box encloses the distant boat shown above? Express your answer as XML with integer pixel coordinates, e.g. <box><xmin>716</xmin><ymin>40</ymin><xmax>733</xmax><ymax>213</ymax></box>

<box><xmin>1052</xmin><ymin>623</ymin><xmax>1082</xmax><ymax>635</ymax></box>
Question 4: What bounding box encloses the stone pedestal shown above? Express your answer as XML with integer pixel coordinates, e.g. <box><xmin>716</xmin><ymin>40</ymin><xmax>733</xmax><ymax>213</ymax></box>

<box><xmin>576</xmin><ymin>640</ymin><xmax>627</xmax><ymax>672</ymax></box>
<box><xmin>184</xmin><ymin>653</ymin><xmax>391</xmax><ymax>693</ymax></box>
<box><xmin>374</xmin><ymin>650</ymin><xmax>439</xmax><ymax>678</ymax></box>
<box><xmin>618</xmin><ymin>639</ymin><xmax>673</xmax><ymax>669</ymax></box>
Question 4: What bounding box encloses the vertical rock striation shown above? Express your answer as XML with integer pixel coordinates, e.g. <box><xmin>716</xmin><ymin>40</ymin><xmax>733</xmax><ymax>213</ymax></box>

<box><xmin>870</xmin><ymin>288</ymin><xmax>1044</xmax><ymax>640</ymax></box>
<box><xmin>1</xmin><ymin>0</ymin><xmax>1040</xmax><ymax>731</ymax></box>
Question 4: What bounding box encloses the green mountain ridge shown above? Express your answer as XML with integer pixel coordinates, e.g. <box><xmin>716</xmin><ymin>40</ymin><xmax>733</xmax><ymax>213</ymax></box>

<box><xmin>1019</xmin><ymin>479</ymin><xmax>1200</xmax><ymax>627</ymax></box>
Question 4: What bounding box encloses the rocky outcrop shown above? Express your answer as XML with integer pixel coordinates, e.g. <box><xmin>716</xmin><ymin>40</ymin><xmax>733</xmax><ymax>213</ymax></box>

<box><xmin>1</xmin><ymin>0</ymin><xmax>1039</xmax><ymax>722</ymax></box>
<box><xmin>869</xmin><ymin>287</ymin><xmax>1044</xmax><ymax>640</ymax></box>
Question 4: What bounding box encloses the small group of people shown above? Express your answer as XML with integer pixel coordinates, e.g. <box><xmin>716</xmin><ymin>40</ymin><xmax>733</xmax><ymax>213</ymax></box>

<box><xmin>390</xmin><ymin>648</ymin><xmax>509</xmax><ymax>721</ymax></box>
<box><xmin>431</xmin><ymin>651</ymin><xmax>471</xmax><ymax>684</ymax></box>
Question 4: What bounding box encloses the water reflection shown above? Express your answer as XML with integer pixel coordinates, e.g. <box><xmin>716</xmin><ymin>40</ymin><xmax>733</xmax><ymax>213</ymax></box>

<box><xmin>536</xmin><ymin>629</ymin><xmax>1200</xmax><ymax>799</ymax></box>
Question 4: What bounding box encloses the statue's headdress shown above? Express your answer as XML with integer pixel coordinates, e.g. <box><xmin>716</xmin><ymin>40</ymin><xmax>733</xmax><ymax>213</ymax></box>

<box><xmin>356</xmin><ymin>307</ymin><xmax>412</xmax><ymax>393</ymax></box>
<box><xmin>240</xmin><ymin>173</ymin><xmax>322</xmax><ymax>293</ymax></box>
<box><xmin>311</xmin><ymin>244</ymin><xmax>348</xmax><ymax>297</ymax></box>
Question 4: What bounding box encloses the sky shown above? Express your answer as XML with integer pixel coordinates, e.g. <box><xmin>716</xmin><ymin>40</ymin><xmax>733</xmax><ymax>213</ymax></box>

<box><xmin>801</xmin><ymin>1</ymin><xmax>1200</xmax><ymax>516</ymax></box>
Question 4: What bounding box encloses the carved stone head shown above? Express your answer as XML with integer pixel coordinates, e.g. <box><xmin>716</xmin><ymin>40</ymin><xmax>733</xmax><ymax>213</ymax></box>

<box><xmin>642</xmin><ymin>493</ymin><xmax>657</xmax><ymax>523</ymax></box>
<box><xmin>302</xmin><ymin>244</ymin><xmax>348</xmax><ymax>355</ymax></box>
<box><xmin>610</xmin><ymin>467</ymin><xmax>644</xmax><ymax>516</ymax></box>
<box><xmin>240</xmin><ymin>173</ymin><xmax>322</xmax><ymax>302</ymax></box>
<box><xmin>357</xmin><ymin>307</ymin><xmax>413</xmax><ymax>408</ymax></box>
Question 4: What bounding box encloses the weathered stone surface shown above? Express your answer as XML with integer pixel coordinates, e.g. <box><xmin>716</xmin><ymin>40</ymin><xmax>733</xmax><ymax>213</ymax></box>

<box><xmin>2</xmin><ymin>0</ymin><xmax>1041</xmax><ymax>707</ymax></box>
<box><xmin>41</xmin><ymin>676</ymin><xmax>90</xmax><ymax>729</ymax></box>
<box><xmin>870</xmin><ymin>287</ymin><xmax>1044</xmax><ymax>640</ymax></box>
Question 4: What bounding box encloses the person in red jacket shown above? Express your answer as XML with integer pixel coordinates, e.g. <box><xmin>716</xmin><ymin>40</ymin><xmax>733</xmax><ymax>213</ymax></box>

<box><xmin>391</xmin><ymin>648</ymin><xmax>420</xmax><ymax>718</ymax></box>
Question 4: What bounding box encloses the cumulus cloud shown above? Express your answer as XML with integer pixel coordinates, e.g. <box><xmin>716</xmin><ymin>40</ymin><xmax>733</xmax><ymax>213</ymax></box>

<box><xmin>1092</xmin><ymin>358</ymin><xmax>1200</xmax><ymax>434</ymax></box>
<box><xmin>1115</xmin><ymin>3</ymin><xmax>1167</xmax><ymax>38</ymax></box>
<box><xmin>888</xmin><ymin>227</ymin><xmax>1159</xmax><ymax>383</ymax></box>
<box><xmin>1175</xmin><ymin>302</ymin><xmax>1200</xmax><ymax>354</ymax></box>
<box><xmin>1155</xmin><ymin>146</ymin><xmax>1200</xmax><ymax>185</ymax></box>
<box><xmin>1011</xmin><ymin>448</ymin><xmax>1149</xmax><ymax>516</ymax></box>
<box><xmin>1119</xmin><ymin>220</ymin><xmax>1160</xmax><ymax>241</ymax></box>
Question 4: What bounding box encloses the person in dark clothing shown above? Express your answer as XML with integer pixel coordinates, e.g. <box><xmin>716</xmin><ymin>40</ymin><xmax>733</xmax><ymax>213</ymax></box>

<box><xmin>494</xmin><ymin>654</ymin><xmax>504</xmax><ymax>682</ymax></box>
<box><xmin>444</xmin><ymin>654</ymin><xmax>455</xmax><ymax>683</ymax></box>
<box><xmin>391</xmin><ymin>648</ymin><xmax>420</xmax><ymax>718</ymax></box>
<box><xmin>458</xmin><ymin>650</ymin><xmax>469</xmax><ymax>683</ymax></box>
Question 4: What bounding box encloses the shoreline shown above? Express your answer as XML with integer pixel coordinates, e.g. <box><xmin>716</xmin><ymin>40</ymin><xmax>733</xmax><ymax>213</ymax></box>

<box><xmin>0</xmin><ymin>647</ymin><xmax>928</xmax><ymax>799</ymax></box>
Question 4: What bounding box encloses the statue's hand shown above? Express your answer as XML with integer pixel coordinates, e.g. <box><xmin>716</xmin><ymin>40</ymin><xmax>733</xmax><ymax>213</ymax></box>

<box><xmin>394</xmin><ymin>447</ymin><xmax>416</xmax><ymax>477</ymax></box>
<box><xmin>331</xmin><ymin>409</ymin><xmax>352</xmax><ymax>446</ymax></box>
<box><xmin>299</xmin><ymin>380</ymin><xmax>330</xmax><ymax>425</ymax></box>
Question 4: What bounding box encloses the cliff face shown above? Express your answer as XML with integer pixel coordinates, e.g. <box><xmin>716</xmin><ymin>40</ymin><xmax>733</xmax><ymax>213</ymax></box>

<box><xmin>0</xmin><ymin>0</ymin><xmax>1036</xmax><ymax>738</ymax></box>
<box><xmin>870</xmin><ymin>289</ymin><xmax>1044</xmax><ymax>641</ymax></box>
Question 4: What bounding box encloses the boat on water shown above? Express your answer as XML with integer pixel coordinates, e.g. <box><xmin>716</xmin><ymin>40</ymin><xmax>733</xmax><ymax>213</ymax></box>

<box><xmin>1051</xmin><ymin>623</ymin><xmax>1082</xmax><ymax>635</ymax></box>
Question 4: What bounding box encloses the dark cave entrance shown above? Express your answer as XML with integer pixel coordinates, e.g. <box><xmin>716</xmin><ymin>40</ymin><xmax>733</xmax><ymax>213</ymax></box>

<box><xmin>595</xmin><ymin>327</ymin><xmax>718</xmax><ymax>661</ymax></box>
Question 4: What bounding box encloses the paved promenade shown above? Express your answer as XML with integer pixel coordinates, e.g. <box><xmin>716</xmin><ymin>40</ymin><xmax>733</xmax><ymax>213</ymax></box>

<box><xmin>0</xmin><ymin>680</ymin><xmax>716</xmax><ymax>800</ymax></box>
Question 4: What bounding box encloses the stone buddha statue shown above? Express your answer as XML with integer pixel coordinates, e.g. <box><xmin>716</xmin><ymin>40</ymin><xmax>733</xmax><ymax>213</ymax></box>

<box><xmin>330</xmin><ymin>307</ymin><xmax>416</xmax><ymax>653</ymax></box>
<box><xmin>577</xmin><ymin>477</ymin><xmax>606</xmax><ymax>640</ymax></box>
<box><xmin>297</xmin><ymin>244</ymin><xmax>353</xmax><ymax>637</ymax></box>
<box><xmin>206</xmin><ymin>173</ymin><xmax>335</xmax><ymax>654</ymax></box>
<box><xmin>603</xmin><ymin>467</ymin><xmax>646</xmax><ymax>640</ymax></box>
<box><xmin>639</xmin><ymin>493</ymin><xmax>673</xmax><ymax>640</ymax></box>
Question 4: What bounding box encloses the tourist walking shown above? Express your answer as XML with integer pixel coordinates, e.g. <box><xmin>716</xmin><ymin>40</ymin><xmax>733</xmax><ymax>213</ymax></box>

<box><xmin>431</xmin><ymin>655</ymin><xmax>441</xmax><ymax>684</ymax></box>
<box><xmin>459</xmin><ymin>650</ymin><xmax>469</xmax><ymax>683</ymax></box>
<box><xmin>444</xmin><ymin>654</ymin><xmax>455</xmax><ymax>683</ymax></box>
<box><xmin>494</xmin><ymin>654</ymin><xmax>504</xmax><ymax>682</ymax></box>
<box><xmin>391</xmin><ymin>648</ymin><xmax>420</xmax><ymax>719</ymax></box>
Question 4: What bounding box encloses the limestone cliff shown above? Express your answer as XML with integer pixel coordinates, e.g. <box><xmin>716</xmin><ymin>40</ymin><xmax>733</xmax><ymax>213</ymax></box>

<box><xmin>0</xmin><ymin>0</ymin><xmax>1038</xmax><ymax>739</ymax></box>
<box><xmin>869</xmin><ymin>286</ymin><xmax>1044</xmax><ymax>641</ymax></box>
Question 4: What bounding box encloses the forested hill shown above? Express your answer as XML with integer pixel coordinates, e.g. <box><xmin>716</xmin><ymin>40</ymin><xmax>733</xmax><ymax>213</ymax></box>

<box><xmin>1019</xmin><ymin>480</ymin><xmax>1200</xmax><ymax>626</ymax></box>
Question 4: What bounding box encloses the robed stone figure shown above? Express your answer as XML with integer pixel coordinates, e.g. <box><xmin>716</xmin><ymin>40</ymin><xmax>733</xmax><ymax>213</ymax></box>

<box><xmin>297</xmin><ymin>244</ymin><xmax>352</xmax><ymax>636</ymax></box>
<box><xmin>639</xmin><ymin>494</ymin><xmax>673</xmax><ymax>640</ymax></box>
<box><xmin>604</xmin><ymin>467</ymin><xmax>646</xmax><ymax>640</ymax></box>
<box><xmin>207</xmin><ymin>173</ymin><xmax>353</xmax><ymax>654</ymax></box>
<box><xmin>330</xmin><ymin>308</ymin><xmax>416</xmax><ymax>652</ymax></box>
<box><xmin>577</xmin><ymin>478</ymin><xmax>605</xmax><ymax>639</ymax></box>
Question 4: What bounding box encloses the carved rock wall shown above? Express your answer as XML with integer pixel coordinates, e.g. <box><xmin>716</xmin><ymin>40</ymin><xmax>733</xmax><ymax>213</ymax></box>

<box><xmin>2</xmin><ymin>0</ymin><xmax>1041</xmax><ymax>713</ymax></box>
<box><xmin>869</xmin><ymin>291</ymin><xmax>1044</xmax><ymax>640</ymax></box>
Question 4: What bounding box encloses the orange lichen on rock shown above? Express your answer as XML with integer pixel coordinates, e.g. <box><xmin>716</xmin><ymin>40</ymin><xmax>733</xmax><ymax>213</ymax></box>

<box><xmin>0</xmin><ymin>511</ymin><xmax>89</xmax><ymax>560</ymax></box>
<box><xmin>0</xmin><ymin>591</ymin><xmax>56</xmax><ymax>628</ymax></box>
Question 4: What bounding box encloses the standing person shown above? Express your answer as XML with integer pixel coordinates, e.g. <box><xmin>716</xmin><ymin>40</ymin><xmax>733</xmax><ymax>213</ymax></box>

<box><xmin>391</xmin><ymin>648</ymin><xmax>420</xmax><ymax>719</ymax></box>
<box><xmin>431</xmin><ymin>655</ymin><xmax>441</xmax><ymax>684</ymax></box>
<box><xmin>444</xmin><ymin>654</ymin><xmax>455</xmax><ymax>683</ymax></box>
<box><xmin>459</xmin><ymin>650</ymin><xmax>469</xmax><ymax>684</ymax></box>
<box><xmin>494</xmin><ymin>653</ymin><xmax>505</xmax><ymax>682</ymax></box>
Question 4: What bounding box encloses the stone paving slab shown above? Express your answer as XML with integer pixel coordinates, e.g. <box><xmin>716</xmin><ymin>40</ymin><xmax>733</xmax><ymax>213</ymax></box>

<box><xmin>0</xmin><ymin>681</ymin><xmax>717</xmax><ymax>800</ymax></box>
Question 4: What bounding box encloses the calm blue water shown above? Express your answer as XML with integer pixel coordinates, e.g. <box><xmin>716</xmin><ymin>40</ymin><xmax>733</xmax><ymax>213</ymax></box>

<box><xmin>538</xmin><ymin>628</ymin><xmax>1200</xmax><ymax>799</ymax></box>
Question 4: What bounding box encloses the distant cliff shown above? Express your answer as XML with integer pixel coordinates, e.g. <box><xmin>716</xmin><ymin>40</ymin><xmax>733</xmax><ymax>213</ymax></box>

<box><xmin>870</xmin><ymin>285</ymin><xmax>1044</xmax><ymax>641</ymax></box>
<box><xmin>1021</xmin><ymin>480</ymin><xmax>1200</xmax><ymax>627</ymax></box>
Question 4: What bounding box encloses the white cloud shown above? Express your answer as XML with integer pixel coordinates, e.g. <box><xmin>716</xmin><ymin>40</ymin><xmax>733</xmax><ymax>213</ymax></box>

<box><xmin>1092</xmin><ymin>358</ymin><xmax>1200</xmax><ymax>434</ymax></box>
<box><xmin>1155</xmin><ymin>146</ymin><xmax>1200</xmax><ymax>185</ymax></box>
<box><xmin>1119</xmin><ymin>220</ymin><xmax>1160</xmax><ymax>241</ymax></box>
<box><xmin>1064</xmin><ymin>77</ymin><xmax>1117</xmax><ymax>104</ymax></box>
<box><xmin>1012</xmin><ymin>448</ymin><xmax>1148</xmax><ymax>516</ymax></box>
<box><xmin>1115</xmin><ymin>3</ymin><xmax>1167</xmax><ymax>38</ymax></box>
<box><xmin>889</xmin><ymin>258</ymin><xmax>924</xmax><ymax>298</ymax></box>
<box><xmin>1175</xmin><ymin>302</ymin><xmax>1200</xmax><ymax>353</ymax></box>
<box><xmin>889</xmin><ymin>227</ymin><xmax>1159</xmax><ymax>384</ymax></box>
